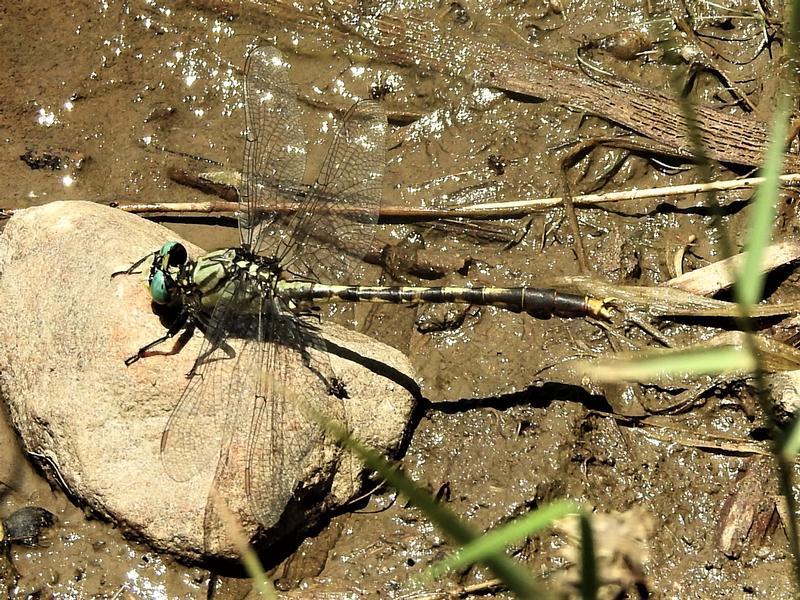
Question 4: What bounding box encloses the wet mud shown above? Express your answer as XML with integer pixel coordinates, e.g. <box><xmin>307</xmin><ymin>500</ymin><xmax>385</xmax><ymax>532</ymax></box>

<box><xmin>1</xmin><ymin>0</ymin><xmax>798</xmax><ymax>597</ymax></box>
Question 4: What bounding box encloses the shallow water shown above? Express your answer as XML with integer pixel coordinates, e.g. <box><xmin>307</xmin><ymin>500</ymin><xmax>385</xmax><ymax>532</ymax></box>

<box><xmin>1</xmin><ymin>0</ymin><xmax>796</xmax><ymax>597</ymax></box>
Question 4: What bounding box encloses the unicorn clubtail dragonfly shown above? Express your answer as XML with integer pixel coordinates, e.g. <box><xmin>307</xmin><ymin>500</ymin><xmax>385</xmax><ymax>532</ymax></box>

<box><xmin>118</xmin><ymin>44</ymin><xmax>610</xmax><ymax>542</ymax></box>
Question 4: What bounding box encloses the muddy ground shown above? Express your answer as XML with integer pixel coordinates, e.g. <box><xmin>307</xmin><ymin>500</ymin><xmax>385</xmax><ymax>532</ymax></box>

<box><xmin>1</xmin><ymin>0</ymin><xmax>799</xmax><ymax>597</ymax></box>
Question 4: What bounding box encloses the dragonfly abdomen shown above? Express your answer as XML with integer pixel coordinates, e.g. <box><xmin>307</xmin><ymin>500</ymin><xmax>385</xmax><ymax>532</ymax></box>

<box><xmin>278</xmin><ymin>282</ymin><xmax>610</xmax><ymax>319</ymax></box>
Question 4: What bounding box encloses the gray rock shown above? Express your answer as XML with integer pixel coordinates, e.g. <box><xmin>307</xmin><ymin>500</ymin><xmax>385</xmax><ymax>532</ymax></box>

<box><xmin>0</xmin><ymin>201</ymin><xmax>416</xmax><ymax>561</ymax></box>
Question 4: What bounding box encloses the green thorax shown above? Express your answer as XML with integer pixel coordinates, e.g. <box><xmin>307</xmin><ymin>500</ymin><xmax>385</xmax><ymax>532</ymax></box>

<box><xmin>147</xmin><ymin>242</ymin><xmax>281</xmax><ymax>314</ymax></box>
<box><xmin>191</xmin><ymin>248</ymin><xmax>279</xmax><ymax>313</ymax></box>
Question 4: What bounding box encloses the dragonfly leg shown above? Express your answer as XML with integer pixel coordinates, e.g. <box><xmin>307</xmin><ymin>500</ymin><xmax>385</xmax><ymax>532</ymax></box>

<box><xmin>111</xmin><ymin>252</ymin><xmax>154</xmax><ymax>278</ymax></box>
<box><xmin>292</xmin><ymin>317</ymin><xmax>346</xmax><ymax>398</ymax></box>
<box><xmin>124</xmin><ymin>311</ymin><xmax>191</xmax><ymax>366</ymax></box>
<box><xmin>182</xmin><ymin>314</ymin><xmax>235</xmax><ymax>377</ymax></box>
<box><xmin>329</xmin><ymin>377</ymin><xmax>349</xmax><ymax>399</ymax></box>
<box><xmin>186</xmin><ymin>336</ymin><xmax>235</xmax><ymax>378</ymax></box>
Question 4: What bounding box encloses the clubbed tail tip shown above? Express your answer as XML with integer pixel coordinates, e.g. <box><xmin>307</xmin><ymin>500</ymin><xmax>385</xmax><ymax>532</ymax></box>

<box><xmin>587</xmin><ymin>297</ymin><xmax>616</xmax><ymax>320</ymax></box>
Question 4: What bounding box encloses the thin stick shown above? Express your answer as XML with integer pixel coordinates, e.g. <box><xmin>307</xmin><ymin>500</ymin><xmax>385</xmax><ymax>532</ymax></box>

<box><xmin>560</xmin><ymin>169</ymin><xmax>590</xmax><ymax>274</ymax></box>
<box><xmin>396</xmin><ymin>578</ymin><xmax>504</xmax><ymax>599</ymax></box>
<box><xmin>3</xmin><ymin>174</ymin><xmax>798</xmax><ymax>221</ymax></box>
<box><xmin>459</xmin><ymin>173</ymin><xmax>800</xmax><ymax>214</ymax></box>
<box><xmin>0</xmin><ymin>201</ymin><xmax>460</xmax><ymax>221</ymax></box>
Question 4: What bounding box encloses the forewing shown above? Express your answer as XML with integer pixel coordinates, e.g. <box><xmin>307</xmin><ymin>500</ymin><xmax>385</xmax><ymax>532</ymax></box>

<box><xmin>240</xmin><ymin>45</ymin><xmax>306</xmax><ymax>252</ymax></box>
<box><xmin>257</xmin><ymin>100</ymin><xmax>387</xmax><ymax>284</ymax></box>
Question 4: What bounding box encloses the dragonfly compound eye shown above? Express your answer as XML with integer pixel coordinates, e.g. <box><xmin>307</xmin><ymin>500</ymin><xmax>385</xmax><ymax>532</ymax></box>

<box><xmin>158</xmin><ymin>241</ymin><xmax>188</xmax><ymax>267</ymax></box>
<box><xmin>167</xmin><ymin>242</ymin><xmax>188</xmax><ymax>266</ymax></box>
<box><xmin>149</xmin><ymin>270</ymin><xmax>174</xmax><ymax>304</ymax></box>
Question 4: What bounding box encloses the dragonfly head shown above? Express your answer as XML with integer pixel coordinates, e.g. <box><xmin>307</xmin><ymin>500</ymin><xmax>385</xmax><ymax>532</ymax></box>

<box><xmin>149</xmin><ymin>242</ymin><xmax>188</xmax><ymax>305</ymax></box>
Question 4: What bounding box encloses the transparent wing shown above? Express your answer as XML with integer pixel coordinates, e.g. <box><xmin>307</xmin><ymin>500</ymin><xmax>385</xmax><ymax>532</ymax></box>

<box><xmin>160</xmin><ymin>273</ymin><xmax>343</xmax><ymax>536</ymax></box>
<box><xmin>241</xmin><ymin>46</ymin><xmax>386</xmax><ymax>284</ymax></box>
<box><xmin>240</xmin><ymin>45</ymin><xmax>307</xmax><ymax>252</ymax></box>
<box><xmin>198</xmin><ymin>312</ymin><xmax>339</xmax><ymax>551</ymax></box>
<box><xmin>160</xmin><ymin>273</ymin><xmax>253</xmax><ymax>483</ymax></box>
<box><xmin>162</xmin><ymin>44</ymin><xmax>373</xmax><ymax>546</ymax></box>
<box><xmin>265</xmin><ymin>100</ymin><xmax>386</xmax><ymax>284</ymax></box>
<box><xmin>241</xmin><ymin>310</ymin><xmax>342</xmax><ymax>527</ymax></box>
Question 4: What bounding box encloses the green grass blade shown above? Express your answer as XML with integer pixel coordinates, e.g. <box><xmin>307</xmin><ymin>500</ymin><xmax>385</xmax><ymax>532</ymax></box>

<box><xmin>579</xmin><ymin>513</ymin><xmax>598</xmax><ymax>600</ymax></box>
<box><xmin>582</xmin><ymin>345</ymin><xmax>755</xmax><ymax>383</ymax></box>
<box><xmin>735</xmin><ymin>95</ymin><xmax>791</xmax><ymax>309</ymax></box>
<box><xmin>783</xmin><ymin>415</ymin><xmax>800</xmax><ymax>456</ymax></box>
<box><xmin>319</xmin><ymin>417</ymin><xmax>544</xmax><ymax>598</ymax></box>
<box><xmin>423</xmin><ymin>500</ymin><xmax>579</xmax><ymax>580</ymax></box>
<box><xmin>208</xmin><ymin>487</ymin><xmax>277</xmax><ymax>598</ymax></box>
<box><xmin>241</xmin><ymin>548</ymin><xmax>277</xmax><ymax>598</ymax></box>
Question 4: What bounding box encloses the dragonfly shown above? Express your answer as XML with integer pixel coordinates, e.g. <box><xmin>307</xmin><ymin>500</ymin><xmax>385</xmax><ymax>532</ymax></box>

<box><xmin>117</xmin><ymin>45</ymin><xmax>612</xmax><ymax>548</ymax></box>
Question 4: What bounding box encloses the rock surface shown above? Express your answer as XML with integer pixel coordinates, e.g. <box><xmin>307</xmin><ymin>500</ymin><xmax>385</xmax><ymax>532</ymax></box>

<box><xmin>0</xmin><ymin>201</ymin><xmax>417</xmax><ymax>561</ymax></box>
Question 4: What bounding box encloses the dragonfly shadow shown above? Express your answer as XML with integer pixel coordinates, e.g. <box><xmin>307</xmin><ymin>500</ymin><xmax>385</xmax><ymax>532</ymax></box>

<box><xmin>320</xmin><ymin>338</ymin><xmax>423</xmax><ymax>403</ymax></box>
<box><xmin>425</xmin><ymin>381</ymin><xmax>611</xmax><ymax>414</ymax></box>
